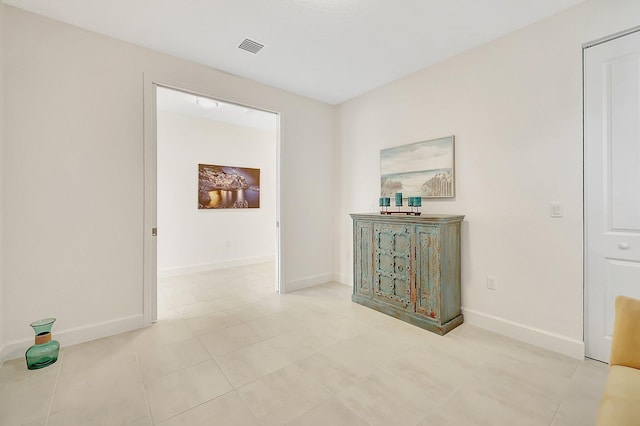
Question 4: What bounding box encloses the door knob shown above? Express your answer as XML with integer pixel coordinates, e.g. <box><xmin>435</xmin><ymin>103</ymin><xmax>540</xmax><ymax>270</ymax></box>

<box><xmin>618</xmin><ymin>242</ymin><xmax>630</xmax><ymax>250</ymax></box>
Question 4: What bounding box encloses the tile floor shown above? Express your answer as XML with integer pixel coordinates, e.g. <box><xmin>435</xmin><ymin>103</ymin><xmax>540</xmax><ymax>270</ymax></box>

<box><xmin>0</xmin><ymin>262</ymin><xmax>608</xmax><ymax>425</ymax></box>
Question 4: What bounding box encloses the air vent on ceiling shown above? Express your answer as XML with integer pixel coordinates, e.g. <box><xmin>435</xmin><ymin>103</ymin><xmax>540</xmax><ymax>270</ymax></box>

<box><xmin>239</xmin><ymin>38</ymin><xmax>264</xmax><ymax>54</ymax></box>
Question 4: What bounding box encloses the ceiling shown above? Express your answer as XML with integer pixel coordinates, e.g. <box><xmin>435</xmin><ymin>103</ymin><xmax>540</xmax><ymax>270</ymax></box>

<box><xmin>157</xmin><ymin>87</ymin><xmax>277</xmax><ymax>131</ymax></box>
<box><xmin>2</xmin><ymin>0</ymin><xmax>585</xmax><ymax>104</ymax></box>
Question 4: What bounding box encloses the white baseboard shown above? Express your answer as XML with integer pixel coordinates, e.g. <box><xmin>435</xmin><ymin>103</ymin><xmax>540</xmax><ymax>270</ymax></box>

<box><xmin>0</xmin><ymin>314</ymin><xmax>145</xmax><ymax>363</ymax></box>
<box><xmin>462</xmin><ymin>307</ymin><xmax>585</xmax><ymax>360</ymax></box>
<box><xmin>158</xmin><ymin>255</ymin><xmax>275</xmax><ymax>278</ymax></box>
<box><xmin>284</xmin><ymin>273</ymin><xmax>335</xmax><ymax>293</ymax></box>
<box><xmin>334</xmin><ymin>273</ymin><xmax>352</xmax><ymax>286</ymax></box>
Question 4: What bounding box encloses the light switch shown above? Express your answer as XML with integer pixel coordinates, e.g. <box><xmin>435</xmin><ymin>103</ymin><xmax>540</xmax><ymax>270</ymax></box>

<box><xmin>550</xmin><ymin>202</ymin><xmax>563</xmax><ymax>218</ymax></box>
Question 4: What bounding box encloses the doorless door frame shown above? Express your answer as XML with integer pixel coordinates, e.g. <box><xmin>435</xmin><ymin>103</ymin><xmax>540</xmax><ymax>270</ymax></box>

<box><xmin>142</xmin><ymin>73</ymin><xmax>283</xmax><ymax>326</ymax></box>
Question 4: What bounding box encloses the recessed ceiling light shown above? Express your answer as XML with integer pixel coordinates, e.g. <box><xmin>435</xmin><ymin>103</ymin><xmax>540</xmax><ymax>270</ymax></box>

<box><xmin>195</xmin><ymin>97</ymin><xmax>219</xmax><ymax>109</ymax></box>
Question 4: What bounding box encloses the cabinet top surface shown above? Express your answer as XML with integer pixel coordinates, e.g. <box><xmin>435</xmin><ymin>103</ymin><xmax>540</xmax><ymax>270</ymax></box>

<box><xmin>350</xmin><ymin>213</ymin><xmax>464</xmax><ymax>223</ymax></box>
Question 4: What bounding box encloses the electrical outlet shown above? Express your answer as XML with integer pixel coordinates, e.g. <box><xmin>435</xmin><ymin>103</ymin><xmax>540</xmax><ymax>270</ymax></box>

<box><xmin>487</xmin><ymin>275</ymin><xmax>497</xmax><ymax>290</ymax></box>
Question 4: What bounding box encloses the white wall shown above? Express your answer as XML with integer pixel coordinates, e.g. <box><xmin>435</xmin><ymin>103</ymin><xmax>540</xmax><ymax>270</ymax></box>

<box><xmin>157</xmin><ymin>110</ymin><xmax>276</xmax><ymax>274</ymax></box>
<box><xmin>335</xmin><ymin>0</ymin><xmax>640</xmax><ymax>358</ymax></box>
<box><xmin>1</xmin><ymin>5</ymin><xmax>334</xmax><ymax>361</ymax></box>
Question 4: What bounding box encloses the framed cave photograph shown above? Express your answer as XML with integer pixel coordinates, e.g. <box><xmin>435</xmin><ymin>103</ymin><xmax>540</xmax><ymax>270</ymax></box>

<box><xmin>380</xmin><ymin>135</ymin><xmax>455</xmax><ymax>198</ymax></box>
<box><xmin>198</xmin><ymin>163</ymin><xmax>260</xmax><ymax>209</ymax></box>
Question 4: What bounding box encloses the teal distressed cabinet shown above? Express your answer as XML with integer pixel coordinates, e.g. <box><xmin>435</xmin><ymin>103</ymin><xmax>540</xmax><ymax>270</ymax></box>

<box><xmin>351</xmin><ymin>213</ymin><xmax>465</xmax><ymax>335</ymax></box>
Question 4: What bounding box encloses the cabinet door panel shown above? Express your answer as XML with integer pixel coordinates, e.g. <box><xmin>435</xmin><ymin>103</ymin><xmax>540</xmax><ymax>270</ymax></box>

<box><xmin>354</xmin><ymin>220</ymin><xmax>373</xmax><ymax>296</ymax></box>
<box><xmin>415</xmin><ymin>225</ymin><xmax>440</xmax><ymax>320</ymax></box>
<box><xmin>373</xmin><ymin>223</ymin><xmax>413</xmax><ymax>310</ymax></box>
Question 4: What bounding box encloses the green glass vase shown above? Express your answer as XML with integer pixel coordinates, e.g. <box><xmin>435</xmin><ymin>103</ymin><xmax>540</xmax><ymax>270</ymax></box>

<box><xmin>25</xmin><ymin>318</ymin><xmax>60</xmax><ymax>370</ymax></box>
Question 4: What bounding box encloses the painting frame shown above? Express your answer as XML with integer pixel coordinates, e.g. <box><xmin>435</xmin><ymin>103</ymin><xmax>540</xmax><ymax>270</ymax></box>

<box><xmin>380</xmin><ymin>135</ymin><xmax>455</xmax><ymax>199</ymax></box>
<box><xmin>198</xmin><ymin>163</ymin><xmax>261</xmax><ymax>209</ymax></box>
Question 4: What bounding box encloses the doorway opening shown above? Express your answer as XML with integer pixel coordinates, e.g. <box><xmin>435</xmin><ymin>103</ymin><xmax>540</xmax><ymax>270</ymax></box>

<box><xmin>144</xmin><ymin>82</ymin><xmax>281</xmax><ymax>324</ymax></box>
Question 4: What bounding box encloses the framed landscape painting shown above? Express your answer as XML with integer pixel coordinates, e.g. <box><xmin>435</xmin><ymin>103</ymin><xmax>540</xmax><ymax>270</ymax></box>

<box><xmin>198</xmin><ymin>163</ymin><xmax>260</xmax><ymax>209</ymax></box>
<box><xmin>380</xmin><ymin>136</ymin><xmax>455</xmax><ymax>198</ymax></box>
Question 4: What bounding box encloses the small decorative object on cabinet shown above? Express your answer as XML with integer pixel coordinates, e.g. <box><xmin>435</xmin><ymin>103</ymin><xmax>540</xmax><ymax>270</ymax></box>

<box><xmin>351</xmin><ymin>213</ymin><xmax>464</xmax><ymax>335</ymax></box>
<box><xmin>395</xmin><ymin>192</ymin><xmax>403</xmax><ymax>207</ymax></box>
<box><xmin>379</xmin><ymin>195</ymin><xmax>423</xmax><ymax>216</ymax></box>
<box><xmin>25</xmin><ymin>318</ymin><xmax>60</xmax><ymax>370</ymax></box>
<box><xmin>378</xmin><ymin>197</ymin><xmax>391</xmax><ymax>213</ymax></box>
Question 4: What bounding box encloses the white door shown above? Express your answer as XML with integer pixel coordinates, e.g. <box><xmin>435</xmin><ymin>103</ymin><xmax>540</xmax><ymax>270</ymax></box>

<box><xmin>585</xmin><ymin>30</ymin><xmax>640</xmax><ymax>362</ymax></box>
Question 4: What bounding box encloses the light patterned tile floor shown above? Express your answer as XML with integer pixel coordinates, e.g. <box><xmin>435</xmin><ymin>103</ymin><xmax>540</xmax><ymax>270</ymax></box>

<box><xmin>0</xmin><ymin>262</ymin><xmax>609</xmax><ymax>426</ymax></box>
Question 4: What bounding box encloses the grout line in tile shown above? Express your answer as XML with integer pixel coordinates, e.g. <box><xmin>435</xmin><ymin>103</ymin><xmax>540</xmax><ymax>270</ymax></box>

<box><xmin>547</xmin><ymin>358</ymin><xmax>584</xmax><ymax>426</ymax></box>
<box><xmin>282</xmin><ymin>395</ymin><xmax>372</xmax><ymax>426</ymax></box>
<box><xmin>44</xmin><ymin>350</ymin><xmax>64</xmax><ymax>426</ymax></box>
<box><xmin>131</xmin><ymin>337</ymin><xmax>154</xmax><ymax>425</ymax></box>
<box><xmin>154</xmin><ymin>389</ymin><xmax>240</xmax><ymax>426</ymax></box>
<box><xmin>232</xmin><ymin>367</ymin><xmax>303</xmax><ymax>426</ymax></box>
